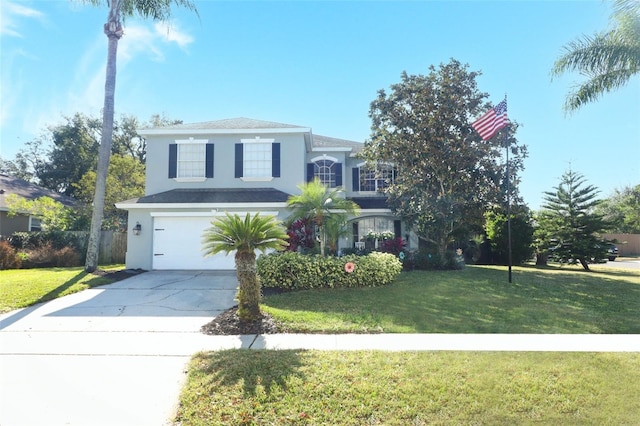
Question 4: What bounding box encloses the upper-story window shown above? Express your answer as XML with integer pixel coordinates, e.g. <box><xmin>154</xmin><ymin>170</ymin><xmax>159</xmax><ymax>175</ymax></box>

<box><xmin>168</xmin><ymin>139</ymin><xmax>214</xmax><ymax>180</ymax></box>
<box><xmin>178</xmin><ymin>143</ymin><xmax>206</xmax><ymax>178</ymax></box>
<box><xmin>307</xmin><ymin>156</ymin><xmax>342</xmax><ymax>187</ymax></box>
<box><xmin>235</xmin><ymin>138</ymin><xmax>280</xmax><ymax>181</ymax></box>
<box><xmin>244</xmin><ymin>142</ymin><xmax>271</xmax><ymax>178</ymax></box>
<box><xmin>352</xmin><ymin>163</ymin><xmax>396</xmax><ymax>192</ymax></box>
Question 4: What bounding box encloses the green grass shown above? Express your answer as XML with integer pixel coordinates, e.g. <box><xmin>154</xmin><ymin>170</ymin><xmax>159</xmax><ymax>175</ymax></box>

<box><xmin>176</xmin><ymin>350</ymin><xmax>640</xmax><ymax>425</ymax></box>
<box><xmin>262</xmin><ymin>264</ymin><xmax>640</xmax><ymax>334</ymax></box>
<box><xmin>0</xmin><ymin>265</ymin><xmax>123</xmax><ymax>313</ymax></box>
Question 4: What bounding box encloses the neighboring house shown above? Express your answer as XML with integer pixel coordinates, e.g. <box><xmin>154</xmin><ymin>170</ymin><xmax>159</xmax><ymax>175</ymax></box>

<box><xmin>0</xmin><ymin>173</ymin><xmax>76</xmax><ymax>237</ymax></box>
<box><xmin>116</xmin><ymin>118</ymin><xmax>417</xmax><ymax>270</ymax></box>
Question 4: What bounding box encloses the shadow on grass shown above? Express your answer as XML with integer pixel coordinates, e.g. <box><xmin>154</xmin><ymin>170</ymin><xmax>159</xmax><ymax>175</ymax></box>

<box><xmin>263</xmin><ymin>265</ymin><xmax>640</xmax><ymax>334</ymax></box>
<box><xmin>192</xmin><ymin>349</ymin><xmax>306</xmax><ymax>397</ymax></box>
<box><xmin>0</xmin><ymin>270</ymin><xmax>112</xmax><ymax>330</ymax></box>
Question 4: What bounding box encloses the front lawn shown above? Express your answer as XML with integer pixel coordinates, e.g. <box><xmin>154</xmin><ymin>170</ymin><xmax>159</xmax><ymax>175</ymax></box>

<box><xmin>262</xmin><ymin>264</ymin><xmax>640</xmax><ymax>334</ymax></box>
<box><xmin>176</xmin><ymin>350</ymin><xmax>640</xmax><ymax>425</ymax></box>
<box><xmin>0</xmin><ymin>265</ymin><xmax>123</xmax><ymax>313</ymax></box>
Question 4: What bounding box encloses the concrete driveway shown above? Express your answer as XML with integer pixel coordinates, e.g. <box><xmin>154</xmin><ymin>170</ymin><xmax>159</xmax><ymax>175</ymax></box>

<box><xmin>0</xmin><ymin>270</ymin><xmax>245</xmax><ymax>426</ymax></box>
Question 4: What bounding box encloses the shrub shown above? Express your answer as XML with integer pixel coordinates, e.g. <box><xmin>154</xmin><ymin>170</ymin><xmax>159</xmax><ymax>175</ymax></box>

<box><xmin>50</xmin><ymin>246</ymin><xmax>82</xmax><ymax>267</ymax></box>
<box><xmin>8</xmin><ymin>231</ymin><xmax>82</xmax><ymax>251</ymax></box>
<box><xmin>21</xmin><ymin>243</ymin><xmax>82</xmax><ymax>268</ymax></box>
<box><xmin>413</xmin><ymin>248</ymin><xmax>464</xmax><ymax>270</ymax></box>
<box><xmin>257</xmin><ymin>251</ymin><xmax>402</xmax><ymax>290</ymax></box>
<box><xmin>0</xmin><ymin>240</ymin><xmax>22</xmax><ymax>270</ymax></box>
<box><xmin>379</xmin><ymin>237</ymin><xmax>406</xmax><ymax>256</ymax></box>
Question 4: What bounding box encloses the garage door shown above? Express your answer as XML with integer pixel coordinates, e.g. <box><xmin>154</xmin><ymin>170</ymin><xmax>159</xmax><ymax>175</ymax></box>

<box><xmin>152</xmin><ymin>216</ymin><xmax>236</xmax><ymax>270</ymax></box>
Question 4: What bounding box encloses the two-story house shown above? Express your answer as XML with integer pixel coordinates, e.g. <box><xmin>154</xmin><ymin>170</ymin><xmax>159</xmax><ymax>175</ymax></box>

<box><xmin>116</xmin><ymin>118</ymin><xmax>417</xmax><ymax>270</ymax></box>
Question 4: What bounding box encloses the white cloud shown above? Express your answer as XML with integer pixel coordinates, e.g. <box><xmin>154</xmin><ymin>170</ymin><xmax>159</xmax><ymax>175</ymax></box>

<box><xmin>3</xmin><ymin>16</ymin><xmax>195</xmax><ymax>148</ymax></box>
<box><xmin>154</xmin><ymin>21</ymin><xmax>194</xmax><ymax>48</ymax></box>
<box><xmin>0</xmin><ymin>1</ymin><xmax>45</xmax><ymax>38</ymax></box>
<box><xmin>120</xmin><ymin>24</ymin><xmax>166</xmax><ymax>63</ymax></box>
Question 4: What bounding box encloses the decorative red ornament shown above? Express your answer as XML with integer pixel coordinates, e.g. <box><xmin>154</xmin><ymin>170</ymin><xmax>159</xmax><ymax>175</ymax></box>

<box><xmin>344</xmin><ymin>262</ymin><xmax>356</xmax><ymax>273</ymax></box>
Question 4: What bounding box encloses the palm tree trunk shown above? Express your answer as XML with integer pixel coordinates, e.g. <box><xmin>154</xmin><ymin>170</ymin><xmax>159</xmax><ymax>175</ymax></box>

<box><xmin>235</xmin><ymin>251</ymin><xmax>260</xmax><ymax>321</ymax></box>
<box><xmin>85</xmin><ymin>7</ymin><xmax>123</xmax><ymax>272</ymax></box>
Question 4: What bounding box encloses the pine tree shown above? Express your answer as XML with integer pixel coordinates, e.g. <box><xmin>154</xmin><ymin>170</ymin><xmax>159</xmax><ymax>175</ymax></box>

<box><xmin>536</xmin><ymin>169</ymin><xmax>610</xmax><ymax>271</ymax></box>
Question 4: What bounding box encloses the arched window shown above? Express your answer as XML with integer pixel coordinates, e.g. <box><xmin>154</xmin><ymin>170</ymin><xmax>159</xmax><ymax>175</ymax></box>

<box><xmin>307</xmin><ymin>156</ymin><xmax>342</xmax><ymax>187</ymax></box>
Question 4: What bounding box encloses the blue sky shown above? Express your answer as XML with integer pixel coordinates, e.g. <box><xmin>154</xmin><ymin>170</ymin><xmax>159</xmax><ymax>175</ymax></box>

<box><xmin>1</xmin><ymin>0</ymin><xmax>638</xmax><ymax>210</ymax></box>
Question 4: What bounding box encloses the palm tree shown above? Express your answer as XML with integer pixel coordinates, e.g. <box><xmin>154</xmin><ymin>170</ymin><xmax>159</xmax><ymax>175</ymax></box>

<box><xmin>552</xmin><ymin>0</ymin><xmax>640</xmax><ymax>112</ymax></box>
<box><xmin>287</xmin><ymin>178</ymin><xmax>360</xmax><ymax>256</ymax></box>
<box><xmin>202</xmin><ymin>213</ymin><xmax>288</xmax><ymax>321</ymax></box>
<box><xmin>84</xmin><ymin>0</ymin><xmax>198</xmax><ymax>272</ymax></box>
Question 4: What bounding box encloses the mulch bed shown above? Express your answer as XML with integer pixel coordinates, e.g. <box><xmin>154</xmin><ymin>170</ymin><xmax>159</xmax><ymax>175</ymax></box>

<box><xmin>200</xmin><ymin>306</ymin><xmax>282</xmax><ymax>335</ymax></box>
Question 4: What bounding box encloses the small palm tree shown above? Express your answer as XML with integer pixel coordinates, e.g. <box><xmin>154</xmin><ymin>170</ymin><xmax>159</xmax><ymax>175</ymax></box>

<box><xmin>202</xmin><ymin>212</ymin><xmax>288</xmax><ymax>321</ymax></box>
<box><xmin>552</xmin><ymin>0</ymin><xmax>640</xmax><ymax>112</ymax></box>
<box><xmin>287</xmin><ymin>178</ymin><xmax>360</xmax><ymax>256</ymax></box>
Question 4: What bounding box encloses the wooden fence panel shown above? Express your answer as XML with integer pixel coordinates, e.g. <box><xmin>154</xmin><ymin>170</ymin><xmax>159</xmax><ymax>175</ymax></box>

<box><xmin>602</xmin><ymin>233</ymin><xmax>640</xmax><ymax>257</ymax></box>
<box><xmin>71</xmin><ymin>231</ymin><xmax>127</xmax><ymax>265</ymax></box>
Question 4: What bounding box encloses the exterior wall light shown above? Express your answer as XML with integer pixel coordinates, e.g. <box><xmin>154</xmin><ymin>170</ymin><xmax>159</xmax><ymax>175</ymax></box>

<box><xmin>132</xmin><ymin>222</ymin><xmax>142</xmax><ymax>236</ymax></box>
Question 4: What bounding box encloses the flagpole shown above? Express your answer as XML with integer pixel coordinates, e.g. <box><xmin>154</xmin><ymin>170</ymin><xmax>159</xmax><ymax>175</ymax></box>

<box><xmin>505</xmin><ymin>94</ymin><xmax>512</xmax><ymax>283</ymax></box>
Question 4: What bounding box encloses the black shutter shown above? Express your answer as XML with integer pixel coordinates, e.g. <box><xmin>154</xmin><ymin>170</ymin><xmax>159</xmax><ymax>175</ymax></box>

<box><xmin>394</xmin><ymin>220</ymin><xmax>402</xmax><ymax>239</ymax></box>
<box><xmin>168</xmin><ymin>144</ymin><xmax>177</xmax><ymax>178</ymax></box>
<box><xmin>353</xmin><ymin>222</ymin><xmax>359</xmax><ymax>243</ymax></box>
<box><xmin>272</xmin><ymin>143</ymin><xmax>280</xmax><ymax>177</ymax></box>
<box><xmin>205</xmin><ymin>143</ymin><xmax>214</xmax><ymax>178</ymax></box>
<box><xmin>335</xmin><ymin>163</ymin><xmax>343</xmax><ymax>187</ymax></box>
<box><xmin>234</xmin><ymin>143</ymin><xmax>243</xmax><ymax>178</ymax></box>
<box><xmin>352</xmin><ymin>167</ymin><xmax>360</xmax><ymax>191</ymax></box>
<box><xmin>306</xmin><ymin>163</ymin><xmax>315</xmax><ymax>182</ymax></box>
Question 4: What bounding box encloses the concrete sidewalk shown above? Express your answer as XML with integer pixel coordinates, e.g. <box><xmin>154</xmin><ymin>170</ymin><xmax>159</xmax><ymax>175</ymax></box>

<box><xmin>1</xmin><ymin>271</ymin><xmax>639</xmax><ymax>426</ymax></box>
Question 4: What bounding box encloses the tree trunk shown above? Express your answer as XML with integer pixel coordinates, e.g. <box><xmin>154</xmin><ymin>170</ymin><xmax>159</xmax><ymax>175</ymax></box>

<box><xmin>235</xmin><ymin>251</ymin><xmax>260</xmax><ymax>321</ymax></box>
<box><xmin>578</xmin><ymin>257</ymin><xmax>591</xmax><ymax>271</ymax></box>
<box><xmin>535</xmin><ymin>251</ymin><xmax>547</xmax><ymax>266</ymax></box>
<box><xmin>85</xmin><ymin>9</ymin><xmax>123</xmax><ymax>272</ymax></box>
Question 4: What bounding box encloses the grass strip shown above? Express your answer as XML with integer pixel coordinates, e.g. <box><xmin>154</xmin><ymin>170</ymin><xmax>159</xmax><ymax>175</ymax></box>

<box><xmin>177</xmin><ymin>350</ymin><xmax>640</xmax><ymax>425</ymax></box>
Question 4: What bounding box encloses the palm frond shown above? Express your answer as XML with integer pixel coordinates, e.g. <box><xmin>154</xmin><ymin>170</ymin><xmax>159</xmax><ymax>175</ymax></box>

<box><xmin>202</xmin><ymin>212</ymin><xmax>288</xmax><ymax>257</ymax></box>
<box><xmin>551</xmin><ymin>2</ymin><xmax>640</xmax><ymax>112</ymax></box>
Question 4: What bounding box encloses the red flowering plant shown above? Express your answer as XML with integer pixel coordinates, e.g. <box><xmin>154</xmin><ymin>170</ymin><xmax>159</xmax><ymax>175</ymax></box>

<box><xmin>285</xmin><ymin>218</ymin><xmax>316</xmax><ymax>253</ymax></box>
<box><xmin>379</xmin><ymin>237</ymin><xmax>406</xmax><ymax>256</ymax></box>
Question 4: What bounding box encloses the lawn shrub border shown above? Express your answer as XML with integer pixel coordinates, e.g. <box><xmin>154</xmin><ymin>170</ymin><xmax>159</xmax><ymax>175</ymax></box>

<box><xmin>257</xmin><ymin>251</ymin><xmax>402</xmax><ymax>290</ymax></box>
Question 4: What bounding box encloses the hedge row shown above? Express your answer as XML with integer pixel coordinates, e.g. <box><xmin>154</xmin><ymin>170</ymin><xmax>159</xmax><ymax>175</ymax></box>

<box><xmin>256</xmin><ymin>251</ymin><xmax>402</xmax><ymax>290</ymax></box>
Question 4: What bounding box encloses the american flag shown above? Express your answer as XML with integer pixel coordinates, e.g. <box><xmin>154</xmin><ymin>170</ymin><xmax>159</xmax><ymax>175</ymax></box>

<box><xmin>472</xmin><ymin>99</ymin><xmax>508</xmax><ymax>141</ymax></box>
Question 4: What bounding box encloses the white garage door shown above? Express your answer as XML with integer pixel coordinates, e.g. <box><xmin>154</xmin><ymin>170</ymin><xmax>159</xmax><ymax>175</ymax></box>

<box><xmin>152</xmin><ymin>216</ymin><xmax>236</xmax><ymax>270</ymax></box>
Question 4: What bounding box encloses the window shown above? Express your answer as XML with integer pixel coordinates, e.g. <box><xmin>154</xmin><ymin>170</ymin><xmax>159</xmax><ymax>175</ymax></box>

<box><xmin>178</xmin><ymin>143</ymin><xmax>205</xmax><ymax>178</ymax></box>
<box><xmin>168</xmin><ymin>139</ymin><xmax>213</xmax><ymax>180</ymax></box>
<box><xmin>307</xmin><ymin>156</ymin><xmax>342</xmax><ymax>187</ymax></box>
<box><xmin>358</xmin><ymin>217</ymin><xmax>395</xmax><ymax>239</ymax></box>
<box><xmin>235</xmin><ymin>138</ymin><xmax>280</xmax><ymax>180</ymax></box>
<box><xmin>352</xmin><ymin>163</ymin><xmax>396</xmax><ymax>192</ymax></box>
<box><xmin>244</xmin><ymin>143</ymin><xmax>271</xmax><ymax>178</ymax></box>
<box><xmin>30</xmin><ymin>217</ymin><xmax>42</xmax><ymax>232</ymax></box>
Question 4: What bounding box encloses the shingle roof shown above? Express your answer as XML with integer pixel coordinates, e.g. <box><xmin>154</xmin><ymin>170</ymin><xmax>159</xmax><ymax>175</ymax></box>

<box><xmin>141</xmin><ymin>117</ymin><xmax>307</xmax><ymax>131</ymax></box>
<box><xmin>312</xmin><ymin>134</ymin><xmax>364</xmax><ymax>152</ymax></box>
<box><xmin>133</xmin><ymin>188</ymin><xmax>291</xmax><ymax>204</ymax></box>
<box><xmin>0</xmin><ymin>174</ymin><xmax>76</xmax><ymax>210</ymax></box>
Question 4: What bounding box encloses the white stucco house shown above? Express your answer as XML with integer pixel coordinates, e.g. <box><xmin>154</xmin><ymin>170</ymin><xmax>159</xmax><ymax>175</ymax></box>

<box><xmin>115</xmin><ymin>118</ymin><xmax>417</xmax><ymax>270</ymax></box>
